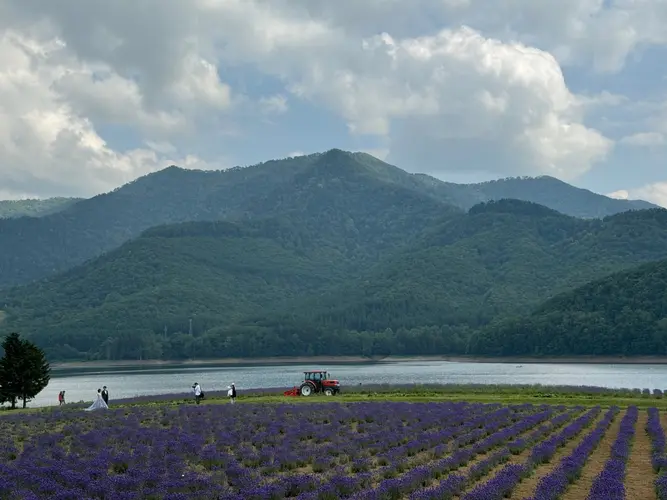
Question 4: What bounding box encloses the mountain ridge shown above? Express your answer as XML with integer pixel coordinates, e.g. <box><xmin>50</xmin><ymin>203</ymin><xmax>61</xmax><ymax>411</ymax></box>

<box><xmin>0</xmin><ymin>151</ymin><xmax>658</xmax><ymax>289</ymax></box>
<box><xmin>5</xmin><ymin>199</ymin><xmax>667</xmax><ymax>360</ymax></box>
<box><xmin>0</xmin><ymin>150</ymin><xmax>462</xmax><ymax>289</ymax></box>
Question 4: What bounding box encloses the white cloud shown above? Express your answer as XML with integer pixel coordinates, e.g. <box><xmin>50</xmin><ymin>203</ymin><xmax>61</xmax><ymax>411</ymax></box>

<box><xmin>607</xmin><ymin>189</ymin><xmax>630</xmax><ymax>200</ymax></box>
<box><xmin>0</xmin><ymin>30</ymin><xmax>224</xmax><ymax>197</ymax></box>
<box><xmin>620</xmin><ymin>132</ymin><xmax>665</xmax><ymax>147</ymax></box>
<box><xmin>246</xmin><ymin>0</ymin><xmax>667</xmax><ymax>72</ymax></box>
<box><xmin>259</xmin><ymin>95</ymin><xmax>289</xmax><ymax>115</ymax></box>
<box><xmin>194</xmin><ymin>2</ymin><xmax>613</xmax><ymax>179</ymax></box>
<box><xmin>0</xmin><ymin>0</ymin><xmax>665</xmax><ymax>197</ymax></box>
<box><xmin>608</xmin><ymin>183</ymin><xmax>667</xmax><ymax>208</ymax></box>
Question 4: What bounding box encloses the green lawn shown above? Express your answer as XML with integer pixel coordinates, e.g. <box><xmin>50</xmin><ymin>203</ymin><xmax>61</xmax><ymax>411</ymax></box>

<box><xmin>3</xmin><ymin>384</ymin><xmax>665</xmax><ymax>416</ymax></box>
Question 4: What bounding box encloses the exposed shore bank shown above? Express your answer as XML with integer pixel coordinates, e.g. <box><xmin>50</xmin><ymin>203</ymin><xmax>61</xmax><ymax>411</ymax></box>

<box><xmin>51</xmin><ymin>354</ymin><xmax>667</xmax><ymax>371</ymax></box>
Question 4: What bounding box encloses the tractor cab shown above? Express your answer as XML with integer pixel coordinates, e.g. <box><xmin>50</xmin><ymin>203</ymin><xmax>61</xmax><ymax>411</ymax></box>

<box><xmin>304</xmin><ymin>370</ymin><xmax>328</xmax><ymax>382</ymax></box>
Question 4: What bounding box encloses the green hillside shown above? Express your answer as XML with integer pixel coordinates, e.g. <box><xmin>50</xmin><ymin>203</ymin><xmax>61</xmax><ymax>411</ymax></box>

<box><xmin>0</xmin><ymin>197</ymin><xmax>82</xmax><ymax>218</ymax></box>
<box><xmin>0</xmin><ymin>219</ymin><xmax>348</xmax><ymax>360</ymax></box>
<box><xmin>0</xmin><ymin>149</ymin><xmax>656</xmax><ymax>289</ymax></box>
<box><xmin>472</xmin><ymin>257</ymin><xmax>667</xmax><ymax>357</ymax></box>
<box><xmin>4</xmin><ymin>200</ymin><xmax>667</xmax><ymax>361</ymax></box>
<box><xmin>0</xmin><ymin>150</ymin><xmax>458</xmax><ymax>289</ymax></box>
<box><xmin>256</xmin><ymin>202</ymin><xmax>667</xmax><ymax>337</ymax></box>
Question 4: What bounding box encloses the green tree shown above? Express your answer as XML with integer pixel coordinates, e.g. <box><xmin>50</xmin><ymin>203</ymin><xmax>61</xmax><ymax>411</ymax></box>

<box><xmin>0</xmin><ymin>333</ymin><xmax>51</xmax><ymax>409</ymax></box>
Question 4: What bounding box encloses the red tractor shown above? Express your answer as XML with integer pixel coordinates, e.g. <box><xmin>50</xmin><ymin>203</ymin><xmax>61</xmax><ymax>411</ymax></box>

<box><xmin>284</xmin><ymin>370</ymin><xmax>341</xmax><ymax>397</ymax></box>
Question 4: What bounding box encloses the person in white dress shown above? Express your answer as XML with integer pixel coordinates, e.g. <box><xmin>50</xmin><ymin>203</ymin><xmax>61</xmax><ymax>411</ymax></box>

<box><xmin>85</xmin><ymin>388</ymin><xmax>109</xmax><ymax>411</ymax></box>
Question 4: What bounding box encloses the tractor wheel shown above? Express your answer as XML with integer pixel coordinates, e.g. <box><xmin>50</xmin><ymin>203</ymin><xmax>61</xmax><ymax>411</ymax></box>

<box><xmin>300</xmin><ymin>384</ymin><xmax>313</xmax><ymax>397</ymax></box>
<box><xmin>324</xmin><ymin>388</ymin><xmax>334</xmax><ymax>396</ymax></box>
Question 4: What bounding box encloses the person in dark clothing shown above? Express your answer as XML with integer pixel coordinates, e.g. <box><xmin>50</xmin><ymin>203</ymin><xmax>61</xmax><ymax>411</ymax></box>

<box><xmin>229</xmin><ymin>383</ymin><xmax>237</xmax><ymax>404</ymax></box>
<box><xmin>101</xmin><ymin>386</ymin><xmax>109</xmax><ymax>405</ymax></box>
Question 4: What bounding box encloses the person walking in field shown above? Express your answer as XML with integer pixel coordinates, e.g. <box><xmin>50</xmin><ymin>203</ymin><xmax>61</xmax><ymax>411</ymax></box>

<box><xmin>101</xmin><ymin>386</ymin><xmax>109</xmax><ymax>406</ymax></box>
<box><xmin>227</xmin><ymin>383</ymin><xmax>237</xmax><ymax>404</ymax></box>
<box><xmin>58</xmin><ymin>391</ymin><xmax>65</xmax><ymax>406</ymax></box>
<box><xmin>193</xmin><ymin>382</ymin><xmax>203</xmax><ymax>404</ymax></box>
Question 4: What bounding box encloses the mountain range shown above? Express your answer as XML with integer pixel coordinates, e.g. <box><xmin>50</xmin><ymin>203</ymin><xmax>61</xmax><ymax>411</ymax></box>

<box><xmin>0</xmin><ymin>149</ymin><xmax>664</xmax><ymax>361</ymax></box>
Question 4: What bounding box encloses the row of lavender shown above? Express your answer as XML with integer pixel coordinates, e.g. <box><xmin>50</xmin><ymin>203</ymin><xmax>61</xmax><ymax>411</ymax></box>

<box><xmin>647</xmin><ymin>406</ymin><xmax>667</xmax><ymax>499</ymax></box>
<box><xmin>0</xmin><ymin>401</ymin><xmax>581</xmax><ymax>499</ymax></box>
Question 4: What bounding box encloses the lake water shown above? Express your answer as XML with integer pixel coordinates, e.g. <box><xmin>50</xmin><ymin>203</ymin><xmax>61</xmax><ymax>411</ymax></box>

<box><xmin>28</xmin><ymin>360</ymin><xmax>667</xmax><ymax>408</ymax></box>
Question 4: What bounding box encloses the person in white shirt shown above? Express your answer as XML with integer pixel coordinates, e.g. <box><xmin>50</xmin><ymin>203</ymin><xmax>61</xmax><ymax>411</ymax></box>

<box><xmin>227</xmin><ymin>383</ymin><xmax>237</xmax><ymax>404</ymax></box>
<box><xmin>192</xmin><ymin>382</ymin><xmax>203</xmax><ymax>404</ymax></box>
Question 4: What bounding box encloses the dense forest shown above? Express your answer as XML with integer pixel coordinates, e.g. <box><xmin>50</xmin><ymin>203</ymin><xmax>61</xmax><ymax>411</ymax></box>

<box><xmin>0</xmin><ymin>149</ymin><xmax>655</xmax><ymax>289</ymax></box>
<box><xmin>1</xmin><ymin>193</ymin><xmax>667</xmax><ymax>360</ymax></box>
<box><xmin>0</xmin><ymin>198</ymin><xmax>81</xmax><ymax>219</ymax></box>
<box><xmin>472</xmin><ymin>258</ymin><xmax>667</xmax><ymax>356</ymax></box>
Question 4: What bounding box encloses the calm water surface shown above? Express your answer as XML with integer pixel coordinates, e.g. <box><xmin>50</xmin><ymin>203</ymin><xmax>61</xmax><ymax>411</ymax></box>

<box><xmin>30</xmin><ymin>361</ymin><xmax>667</xmax><ymax>408</ymax></box>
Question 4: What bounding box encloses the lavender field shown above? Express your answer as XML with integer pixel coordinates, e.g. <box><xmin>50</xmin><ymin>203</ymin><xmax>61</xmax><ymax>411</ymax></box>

<box><xmin>0</xmin><ymin>400</ymin><xmax>664</xmax><ymax>499</ymax></box>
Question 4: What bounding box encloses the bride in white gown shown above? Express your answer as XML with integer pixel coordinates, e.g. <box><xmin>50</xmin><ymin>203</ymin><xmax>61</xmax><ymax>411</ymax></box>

<box><xmin>85</xmin><ymin>388</ymin><xmax>109</xmax><ymax>411</ymax></box>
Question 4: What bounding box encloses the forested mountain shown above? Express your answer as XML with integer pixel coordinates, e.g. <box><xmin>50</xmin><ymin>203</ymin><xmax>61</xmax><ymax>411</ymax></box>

<box><xmin>0</xmin><ymin>220</ymin><xmax>350</xmax><ymax>360</ymax></box>
<box><xmin>0</xmin><ymin>149</ymin><xmax>656</xmax><ymax>289</ymax></box>
<box><xmin>443</xmin><ymin>176</ymin><xmax>655</xmax><ymax>218</ymax></box>
<box><xmin>0</xmin><ymin>198</ymin><xmax>82</xmax><ymax>218</ymax></box>
<box><xmin>4</xmin><ymin>200</ymin><xmax>667</xmax><ymax>360</ymax></box>
<box><xmin>0</xmin><ymin>150</ymin><xmax>457</xmax><ymax>289</ymax></box>
<box><xmin>267</xmin><ymin>202</ymin><xmax>667</xmax><ymax>334</ymax></box>
<box><xmin>471</xmin><ymin>257</ymin><xmax>667</xmax><ymax>356</ymax></box>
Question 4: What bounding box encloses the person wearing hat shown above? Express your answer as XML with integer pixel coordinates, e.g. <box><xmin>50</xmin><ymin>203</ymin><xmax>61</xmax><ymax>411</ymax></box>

<box><xmin>227</xmin><ymin>383</ymin><xmax>237</xmax><ymax>404</ymax></box>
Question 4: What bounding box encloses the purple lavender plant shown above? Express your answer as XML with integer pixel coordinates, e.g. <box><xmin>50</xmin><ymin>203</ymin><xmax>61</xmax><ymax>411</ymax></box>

<box><xmin>586</xmin><ymin>406</ymin><xmax>638</xmax><ymax>500</ymax></box>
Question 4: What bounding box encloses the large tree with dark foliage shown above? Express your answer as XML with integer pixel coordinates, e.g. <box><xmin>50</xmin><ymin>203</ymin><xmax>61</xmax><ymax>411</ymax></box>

<box><xmin>0</xmin><ymin>333</ymin><xmax>51</xmax><ymax>409</ymax></box>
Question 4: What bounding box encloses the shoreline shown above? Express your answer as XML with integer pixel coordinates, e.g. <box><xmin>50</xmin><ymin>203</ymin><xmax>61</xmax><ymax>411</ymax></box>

<box><xmin>50</xmin><ymin>354</ymin><xmax>667</xmax><ymax>371</ymax></box>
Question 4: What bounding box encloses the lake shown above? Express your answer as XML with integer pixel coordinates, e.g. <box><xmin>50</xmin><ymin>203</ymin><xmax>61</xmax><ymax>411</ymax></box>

<box><xmin>28</xmin><ymin>360</ymin><xmax>667</xmax><ymax>408</ymax></box>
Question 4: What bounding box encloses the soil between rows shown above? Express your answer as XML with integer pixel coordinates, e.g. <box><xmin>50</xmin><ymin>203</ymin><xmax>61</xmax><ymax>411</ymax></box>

<box><xmin>624</xmin><ymin>409</ymin><xmax>657</xmax><ymax>500</ymax></box>
<box><xmin>560</xmin><ymin>409</ymin><xmax>626</xmax><ymax>500</ymax></box>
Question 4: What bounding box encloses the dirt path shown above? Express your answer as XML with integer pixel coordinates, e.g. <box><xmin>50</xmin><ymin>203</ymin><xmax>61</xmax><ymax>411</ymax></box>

<box><xmin>624</xmin><ymin>409</ymin><xmax>657</xmax><ymax>500</ymax></box>
<box><xmin>560</xmin><ymin>409</ymin><xmax>626</xmax><ymax>500</ymax></box>
<box><xmin>508</xmin><ymin>410</ymin><xmax>613</xmax><ymax>499</ymax></box>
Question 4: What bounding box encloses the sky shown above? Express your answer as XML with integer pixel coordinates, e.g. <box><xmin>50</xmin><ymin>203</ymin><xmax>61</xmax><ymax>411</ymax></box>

<box><xmin>1</xmin><ymin>1</ymin><xmax>666</xmax><ymax>206</ymax></box>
